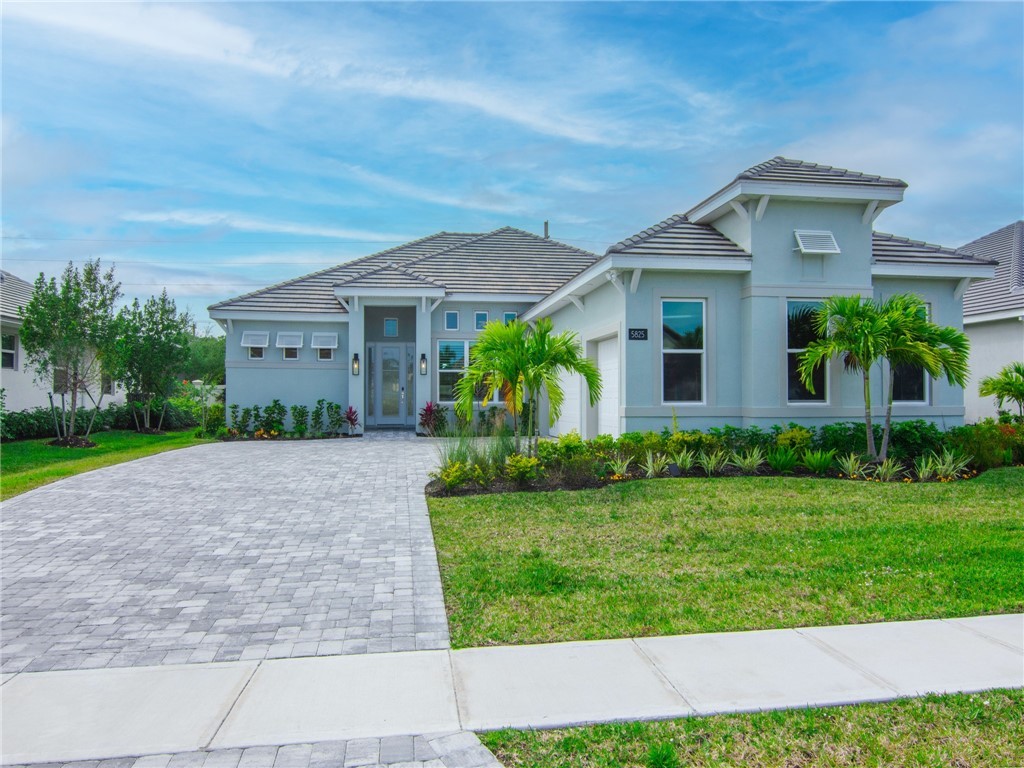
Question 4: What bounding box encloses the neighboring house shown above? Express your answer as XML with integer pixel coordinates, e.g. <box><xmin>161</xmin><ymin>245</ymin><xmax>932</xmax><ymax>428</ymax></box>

<box><xmin>0</xmin><ymin>269</ymin><xmax>125</xmax><ymax>413</ymax></box>
<box><xmin>960</xmin><ymin>221</ymin><xmax>1024</xmax><ymax>422</ymax></box>
<box><xmin>209</xmin><ymin>157</ymin><xmax>995</xmax><ymax>436</ymax></box>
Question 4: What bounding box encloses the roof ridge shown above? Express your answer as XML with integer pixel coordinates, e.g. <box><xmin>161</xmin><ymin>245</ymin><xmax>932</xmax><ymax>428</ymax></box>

<box><xmin>606</xmin><ymin>214</ymin><xmax>688</xmax><ymax>254</ymax></box>
<box><xmin>491</xmin><ymin>226</ymin><xmax>601</xmax><ymax>260</ymax></box>
<box><xmin>207</xmin><ymin>231</ymin><xmax>474</xmax><ymax>310</ymax></box>
<box><xmin>739</xmin><ymin>156</ymin><xmax>905</xmax><ymax>186</ymax></box>
<box><xmin>335</xmin><ymin>259</ymin><xmax>446</xmax><ymax>289</ymax></box>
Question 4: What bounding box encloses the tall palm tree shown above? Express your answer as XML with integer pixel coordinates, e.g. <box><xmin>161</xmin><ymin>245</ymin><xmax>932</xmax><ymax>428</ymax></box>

<box><xmin>454</xmin><ymin>317</ymin><xmax>601</xmax><ymax>453</ymax></box>
<box><xmin>979</xmin><ymin>361</ymin><xmax>1024</xmax><ymax>416</ymax></box>
<box><xmin>878</xmin><ymin>294</ymin><xmax>969</xmax><ymax>459</ymax></box>
<box><xmin>797</xmin><ymin>295</ymin><xmax>890</xmax><ymax>458</ymax></box>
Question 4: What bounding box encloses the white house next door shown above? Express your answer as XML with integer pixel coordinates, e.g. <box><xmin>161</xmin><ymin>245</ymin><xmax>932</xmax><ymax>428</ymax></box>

<box><xmin>369</xmin><ymin>342</ymin><xmax>415</xmax><ymax>427</ymax></box>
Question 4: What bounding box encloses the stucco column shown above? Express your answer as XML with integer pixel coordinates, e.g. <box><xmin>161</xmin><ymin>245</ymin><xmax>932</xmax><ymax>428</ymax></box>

<box><xmin>348</xmin><ymin>304</ymin><xmax>365</xmax><ymax>435</ymax></box>
<box><xmin>415</xmin><ymin>301</ymin><xmax>433</xmax><ymax>433</ymax></box>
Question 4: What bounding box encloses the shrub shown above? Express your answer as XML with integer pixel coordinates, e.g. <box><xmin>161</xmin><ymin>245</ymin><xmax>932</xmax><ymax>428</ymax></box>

<box><xmin>607</xmin><ymin>453</ymin><xmax>633</xmax><ymax>479</ymax></box>
<box><xmin>932</xmin><ymin>448</ymin><xmax>973</xmax><ymax>481</ymax></box>
<box><xmin>887</xmin><ymin>419</ymin><xmax>944</xmax><ymax>460</ymax></box>
<box><xmin>817</xmin><ymin>422</ymin><xmax>882</xmax><ymax>457</ymax></box>
<box><xmin>800</xmin><ymin>448</ymin><xmax>836</xmax><ymax>476</ymax></box>
<box><xmin>229</xmin><ymin>404</ymin><xmax>240</xmax><ymax>430</ymax></box>
<box><xmin>505</xmin><ymin>453</ymin><xmax>541</xmax><ymax>486</ymax></box>
<box><xmin>709</xmin><ymin>425</ymin><xmax>773</xmax><ymax>452</ymax></box>
<box><xmin>438</xmin><ymin>460</ymin><xmax>473</xmax><ymax>490</ymax></box>
<box><xmin>729</xmin><ymin>446</ymin><xmax>765</xmax><ymax>474</ymax></box>
<box><xmin>696</xmin><ymin>449</ymin><xmax>729</xmax><ymax>477</ymax></box>
<box><xmin>671</xmin><ymin>447</ymin><xmax>696</xmax><ymax>474</ymax></box>
<box><xmin>837</xmin><ymin>452</ymin><xmax>868</xmax><ymax>480</ymax></box>
<box><xmin>766</xmin><ymin>445</ymin><xmax>799</xmax><ymax>474</ymax></box>
<box><xmin>872</xmin><ymin>457</ymin><xmax>905</xmax><ymax>482</ymax></box>
<box><xmin>418</xmin><ymin>401</ymin><xmax>449</xmax><ymax>436</ymax></box>
<box><xmin>914</xmin><ymin>454</ymin><xmax>936</xmax><ymax>482</ymax></box>
<box><xmin>343</xmin><ymin>406</ymin><xmax>360</xmax><ymax>434</ymax></box>
<box><xmin>261</xmin><ymin>400</ymin><xmax>287</xmax><ymax>433</ymax></box>
<box><xmin>311</xmin><ymin>399</ymin><xmax>327</xmax><ymax>435</ymax></box>
<box><xmin>665</xmin><ymin>430</ymin><xmax>723</xmax><ymax>457</ymax></box>
<box><xmin>640</xmin><ymin>450</ymin><xmax>669</xmax><ymax>478</ymax></box>
<box><xmin>326</xmin><ymin>402</ymin><xmax>344</xmax><ymax>435</ymax></box>
<box><xmin>237</xmin><ymin>407</ymin><xmax>253</xmax><ymax>434</ymax></box>
<box><xmin>775</xmin><ymin>425</ymin><xmax>813</xmax><ymax>451</ymax></box>
<box><xmin>943</xmin><ymin>420</ymin><xmax>1016</xmax><ymax>469</ymax></box>
<box><xmin>290</xmin><ymin>404</ymin><xmax>309</xmax><ymax>437</ymax></box>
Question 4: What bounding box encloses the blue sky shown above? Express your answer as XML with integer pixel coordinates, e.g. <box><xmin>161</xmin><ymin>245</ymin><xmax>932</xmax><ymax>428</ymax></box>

<box><xmin>2</xmin><ymin>1</ymin><xmax>1022</xmax><ymax>328</ymax></box>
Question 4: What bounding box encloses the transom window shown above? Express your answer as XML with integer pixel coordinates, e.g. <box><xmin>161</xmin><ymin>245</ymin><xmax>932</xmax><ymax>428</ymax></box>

<box><xmin>444</xmin><ymin>311</ymin><xmax>459</xmax><ymax>331</ymax></box>
<box><xmin>384</xmin><ymin>318</ymin><xmax>398</xmax><ymax>337</ymax></box>
<box><xmin>787</xmin><ymin>300</ymin><xmax>826</xmax><ymax>402</ymax></box>
<box><xmin>474</xmin><ymin>311</ymin><xmax>488</xmax><ymax>331</ymax></box>
<box><xmin>662</xmin><ymin>300</ymin><xmax>704</xmax><ymax>403</ymax></box>
<box><xmin>1</xmin><ymin>333</ymin><xmax>16</xmax><ymax>369</ymax></box>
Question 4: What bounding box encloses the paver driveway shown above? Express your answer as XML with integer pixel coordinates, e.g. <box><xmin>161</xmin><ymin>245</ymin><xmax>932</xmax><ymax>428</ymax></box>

<box><xmin>1</xmin><ymin>433</ymin><xmax>449</xmax><ymax>673</ymax></box>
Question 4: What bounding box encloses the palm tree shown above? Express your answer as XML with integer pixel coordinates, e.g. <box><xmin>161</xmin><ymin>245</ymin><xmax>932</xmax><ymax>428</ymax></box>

<box><xmin>979</xmin><ymin>361</ymin><xmax>1024</xmax><ymax>416</ymax></box>
<box><xmin>878</xmin><ymin>294</ymin><xmax>969</xmax><ymax>459</ymax></box>
<box><xmin>454</xmin><ymin>317</ymin><xmax>601</xmax><ymax>453</ymax></box>
<box><xmin>798</xmin><ymin>295</ymin><xmax>889</xmax><ymax>459</ymax></box>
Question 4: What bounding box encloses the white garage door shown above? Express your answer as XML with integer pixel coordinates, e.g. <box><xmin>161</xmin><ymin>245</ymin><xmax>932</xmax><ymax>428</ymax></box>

<box><xmin>597</xmin><ymin>336</ymin><xmax>620</xmax><ymax>438</ymax></box>
<box><xmin>552</xmin><ymin>371</ymin><xmax>582</xmax><ymax>436</ymax></box>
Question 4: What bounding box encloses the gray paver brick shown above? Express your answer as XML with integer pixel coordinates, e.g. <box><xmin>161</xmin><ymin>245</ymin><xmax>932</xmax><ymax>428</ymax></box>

<box><xmin>1</xmin><ymin>435</ymin><xmax>450</xmax><ymax>672</ymax></box>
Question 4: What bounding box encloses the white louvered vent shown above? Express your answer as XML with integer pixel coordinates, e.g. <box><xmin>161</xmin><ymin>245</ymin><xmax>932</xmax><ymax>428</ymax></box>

<box><xmin>310</xmin><ymin>333</ymin><xmax>339</xmax><ymax>349</ymax></box>
<box><xmin>794</xmin><ymin>230</ymin><xmax>841</xmax><ymax>255</ymax></box>
<box><xmin>275</xmin><ymin>332</ymin><xmax>304</xmax><ymax>349</ymax></box>
<box><xmin>240</xmin><ymin>331</ymin><xmax>269</xmax><ymax>348</ymax></box>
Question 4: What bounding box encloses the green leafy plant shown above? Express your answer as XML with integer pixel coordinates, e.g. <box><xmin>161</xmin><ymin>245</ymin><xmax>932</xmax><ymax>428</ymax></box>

<box><xmin>326</xmin><ymin>402</ymin><xmax>344</xmax><ymax>435</ymax></box>
<box><xmin>837</xmin><ymin>452</ymin><xmax>868</xmax><ymax>480</ymax></box>
<box><xmin>979</xmin><ymin>361</ymin><xmax>1024</xmax><ymax>416</ymax></box>
<box><xmin>437</xmin><ymin>460</ymin><xmax>472</xmax><ymax>490</ymax></box>
<box><xmin>505</xmin><ymin>453</ymin><xmax>541</xmax><ymax>486</ymax></box>
<box><xmin>931</xmin><ymin>448</ymin><xmax>973</xmax><ymax>481</ymax></box>
<box><xmin>640</xmin><ymin>450</ymin><xmax>669</xmax><ymax>478</ymax></box>
<box><xmin>729</xmin><ymin>446</ymin><xmax>765</xmax><ymax>474</ymax></box>
<box><xmin>646</xmin><ymin>743</ymin><xmax>680</xmax><ymax>768</ymax></box>
<box><xmin>607</xmin><ymin>453</ymin><xmax>633</xmax><ymax>479</ymax></box>
<box><xmin>775</xmin><ymin>426</ymin><xmax>813</xmax><ymax>451</ymax></box>
<box><xmin>671</xmin><ymin>447</ymin><xmax>696</xmax><ymax>473</ymax></box>
<box><xmin>311</xmin><ymin>399</ymin><xmax>327</xmax><ymax>435</ymax></box>
<box><xmin>237</xmin><ymin>407</ymin><xmax>253</xmax><ymax>434</ymax></box>
<box><xmin>766</xmin><ymin>445</ymin><xmax>799</xmax><ymax>474</ymax></box>
<box><xmin>343</xmin><ymin>406</ymin><xmax>360</xmax><ymax>434</ymax></box>
<box><xmin>229</xmin><ymin>403</ymin><xmax>240</xmax><ymax>431</ymax></box>
<box><xmin>914</xmin><ymin>453</ymin><xmax>937</xmax><ymax>482</ymax></box>
<box><xmin>872</xmin><ymin>457</ymin><xmax>905</xmax><ymax>482</ymax></box>
<box><xmin>290</xmin><ymin>404</ymin><xmax>309</xmax><ymax>437</ymax></box>
<box><xmin>418</xmin><ymin>400</ymin><xmax>449</xmax><ymax>436</ymax></box>
<box><xmin>260</xmin><ymin>399</ymin><xmax>287</xmax><ymax>433</ymax></box>
<box><xmin>800</xmin><ymin>448</ymin><xmax>837</xmax><ymax>476</ymax></box>
<box><xmin>696</xmin><ymin>449</ymin><xmax>728</xmax><ymax>477</ymax></box>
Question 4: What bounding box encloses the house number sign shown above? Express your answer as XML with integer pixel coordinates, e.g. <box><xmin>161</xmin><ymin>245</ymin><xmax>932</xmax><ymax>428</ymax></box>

<box><xmin>628</xmin><ymin>328</ymin><xmax>648</xmax><ymax>341</ymax></box>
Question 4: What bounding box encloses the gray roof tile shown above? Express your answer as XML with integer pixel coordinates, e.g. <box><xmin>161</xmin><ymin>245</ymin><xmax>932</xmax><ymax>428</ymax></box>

<box><xmin>961</xmin><ymin>221</ymin><xmax>1024</xmax><ymax>317</ymax></box>
<box><xmin>872</xmin><ymin>231</ymin><xmax>992</xmax><ymax>265</ymax></box>
<box><xmin>606</xmin><ymin>214</ymin><xmax>749</xmax><ymax>257</ymax></box>
<box><xmin>0</xmin><ymin>270</ymin><xmax>34</xmax><ymax>323</ymax></box>
<box><xmin>738</xmin><ymin>156</ymin><xmax>908</xmax><ymax>189</ymax></box>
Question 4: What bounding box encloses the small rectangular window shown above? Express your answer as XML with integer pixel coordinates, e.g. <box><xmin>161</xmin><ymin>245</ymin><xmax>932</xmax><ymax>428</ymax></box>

<box><xmin>503</xmin><ymin>312</ymin><xmax>518</xmax><ymax>324</ymax></box>
<box><xmin>384</xmin><ymin>318</ymin><xmax>398</xmax><ymax>337</ymax></box>
<box><xmin>240</xmin><ymin>331</ymin><xmax>270</xmax><ymax>348</ymax></box>
<box><xmin>474</xmin><ymin>311</ymin><xmax>488</xmax><ymax>331</ymax></box>
<box><xmin>1</xmin><ymin>333</ymin><xmax>16</xmax><ymax>369</ymax></box>
<box><xmin>787</xmin><ymin>300</ymin><xmax>826</xmax><ymax>403</ymax></box>
<box><xmin>892</xmin><ymin>363</ymin><xmax>927</xmax><ymax>402</ymax></box>
<box><xmin>101</xmin><ymin>374</ymin><xmax>114</xmax><ymax>395</ymax></box>
<box><xmin>317</xmin><ymin>348</ymin><xmax>334</xmax><ymax>361</ymax></box>
<box><xmin>283</xmin><ymin>347</ymin><xmax>299</xmax><ymax>361</ymax></box>
<box><xmin>276</xmin><ymin>332</ymin><xmax>303</xmax><ymax>349</ymax></box>
<box><xmin>444</xmin><ymin>311</ymin><xmax>459</xmax><ymax>331</ymax></box>
<box><xmin>249</xmin><ymin>347</ymin><xmax>264</xmax><ymax>361</ymax></box>
<box><xmin>662</xmin><ymin>300</ymin><xmax>704</xmax><ymax>403</ymax></box>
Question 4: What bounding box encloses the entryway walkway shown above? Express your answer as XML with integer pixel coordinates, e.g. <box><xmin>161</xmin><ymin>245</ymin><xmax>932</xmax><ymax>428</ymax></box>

<box><xmin>3</xmin><ymin>614</ymin><xmax>1021</xmax><ymax>765</ymax></box>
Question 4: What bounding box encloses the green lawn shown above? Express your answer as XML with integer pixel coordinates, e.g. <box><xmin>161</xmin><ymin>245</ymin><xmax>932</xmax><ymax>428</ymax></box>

<box><xmin>0</xmin><ymin>430</ymin><xmax>214</xmax><ymax>499</ymax></box>
<box><xmin>482</xmin><ymin>689</ymin><xmax>1024</xmax><ymax>768</ymax></box>
<box><xmin>429</xmin><ymin>469</ymin><xmax>1024</xmax><ymax>648</ymax></box>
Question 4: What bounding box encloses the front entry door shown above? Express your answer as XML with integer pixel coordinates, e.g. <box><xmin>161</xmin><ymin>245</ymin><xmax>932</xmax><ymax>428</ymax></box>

<box><xmin>370</xmin><ymin>343</ymin><xmax>414</xmax><ymax>426</ymax></box>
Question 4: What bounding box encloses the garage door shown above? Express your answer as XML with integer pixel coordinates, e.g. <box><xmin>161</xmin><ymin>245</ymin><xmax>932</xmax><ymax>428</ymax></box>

<box><xmin>597</xmin><ymin>336</ymin><xmax>620</xmax><ymax>438</ymax></box>
<box><xmin>551</xmin><ymin>371</ymin><xmax>582</xmax><ymax>437</ymax></box>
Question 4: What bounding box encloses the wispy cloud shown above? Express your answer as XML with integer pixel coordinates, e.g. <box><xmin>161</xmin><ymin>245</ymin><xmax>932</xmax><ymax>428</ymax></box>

<box><xmin>122</xmin><ymin>210</ymin><xmax>414</xmax><ymax>242</ymax></box>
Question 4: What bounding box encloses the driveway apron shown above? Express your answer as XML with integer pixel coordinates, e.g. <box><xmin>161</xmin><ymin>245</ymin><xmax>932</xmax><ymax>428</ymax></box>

<box><xmin>1</xmin><ymin>433</ymin><xmax>450</xmax><ymax>673</ymax></box>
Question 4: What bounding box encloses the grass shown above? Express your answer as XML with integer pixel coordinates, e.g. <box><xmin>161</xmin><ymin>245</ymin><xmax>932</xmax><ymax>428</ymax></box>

<box><xmin>428</xmin><ymin>468</ymin><xmax>1024</xmax><ymax>648</ymax></box>
<box><xmin>1</xmin><ymin>429</ymin><xmax>214</xmax><ymax>499</ymax></box>
<box><xmin>481</xmin><ymin>689</ymin><xmax>1024</xmax><ymax>767</ymax></box>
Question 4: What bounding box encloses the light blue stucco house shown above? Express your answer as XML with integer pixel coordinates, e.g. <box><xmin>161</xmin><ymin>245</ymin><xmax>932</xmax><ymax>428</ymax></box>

<box><xmin>209</xmin><ymin>157</ymin><xmax>995</xmax><ymax>436</ymax></box>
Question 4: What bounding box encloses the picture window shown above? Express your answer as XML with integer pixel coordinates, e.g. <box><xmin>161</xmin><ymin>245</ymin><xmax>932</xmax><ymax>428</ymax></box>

<box><xmin>662</xmin><ymin>300</ymin><xmax>704</xmax><ymax>403</ymax></box>
<box><xmin>787</xmin><ymin>300</ymin><xmax>826</xmax><ymax>403</ymax></box>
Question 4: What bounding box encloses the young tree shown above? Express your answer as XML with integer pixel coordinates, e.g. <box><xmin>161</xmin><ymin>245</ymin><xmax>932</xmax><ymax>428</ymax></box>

<box><xmin>112</xmin><ymin>290</ymin><xmax>193</xmax><ymax>431</ymax></box>
<box><xmin>979</xmin><ymin>361</ymin><xmax>1024</xmax><ymax>417</ymax></box>
<box><xmin>181</xmin><ymin>334</ymin><xmax>226</xmax><ymax>384</ymax></box>
<box><xmin>454</xmin><ymin>317</ymin><xmax>601</xmax><ymax>454</ymax></box>
<box><xmin>19</xmin><ymin>259</ymin><xmax>121</xmax><ymax>444</ymax></box>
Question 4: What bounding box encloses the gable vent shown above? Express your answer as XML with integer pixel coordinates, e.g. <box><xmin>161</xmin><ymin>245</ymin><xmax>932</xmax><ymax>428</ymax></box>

<box><xmin>794</xmin><ymin>230</ymin><xmax>841</xmax><ymax>255</ymax></box>
<box><xmin>240</xmin><ymin>331</ymin><xmax>269</xmax><ymax>348</ymax></box>
<box><xmin>275</xmin><ymin>332</ymin><xmax>304</xmax><ymax>349</ymax></box>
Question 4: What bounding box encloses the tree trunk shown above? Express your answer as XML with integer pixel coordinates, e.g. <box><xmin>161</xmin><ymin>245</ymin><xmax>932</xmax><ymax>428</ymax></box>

<box><xmin>156</xmin><ymin>402</ymin><xmax>167</xmax><ymax>432</ymax></box>
<box><xmin>863</xmin><ymin>371</ymin><xmax>877</xmax><ymax>459</ymax></box>
<box><xmin>68</xmin><ymin>382</ymin><xmax>78</xmax><ymax>438</ymax></box>
<box><xmin>879</xmin><ymin>366</ymin><xmax>895</xmax><ymax>461</ymax></box>
<box><xmin>48</xmin><ymin>394</ymin><xmax>62</xmax><ymax>439</ymax></box>
<box><xmin>83</xmin><ymin>389</ymin><xmax>104</xmax><ymax>439</ymax></box>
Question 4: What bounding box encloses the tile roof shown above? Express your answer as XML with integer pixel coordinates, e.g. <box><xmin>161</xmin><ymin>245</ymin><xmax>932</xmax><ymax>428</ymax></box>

<box><xmin>210</xmin><ymin>227</ymin><xmax>599</xmax><ymax>314</ymax></box>
<box><xmin>960</xmin><ymin>221</ymin><xmax>1024</xmax><ymax>317</ymax></box>
<box><xmin>871</xmin><ymin>232</ymin><xmax>993</xmax><ymax>265</ymax></box>
<box><xmin>605</xmin><ymin>214</ymin><xmax>749</xmax><ymax>258</ymax></box>
<box><xmin>737</xmin><ymin>156</ymin><xmax>908</xmax><ymax>189</ymax></box>
<box><xmin>0</xmin><ymin>270</ymin><xmax>35</xmax><ymax>323</ymax></box>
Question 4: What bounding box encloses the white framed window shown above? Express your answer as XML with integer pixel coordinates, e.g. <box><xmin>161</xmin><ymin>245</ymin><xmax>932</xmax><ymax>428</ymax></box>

<box><xmin>474</xmin><ymin>311</ymin><xmax>488</xmax><ymax>331</ymax></box>
<box><xmin>503</xmin><ymin>311</ymin><xmax>518</xmax><ymax>324</ymax></box>
<box><xmin>892</xmin><ymin>303</ymin><xmax>930</xmax><ymax>404</ymax></box>
<box><xmin>662</xmin><ymin>299</ymin><xmax>705</xmax><ymax>404</ymax></box>
<box><xmin>384</xmin><ymin>318</ymin><xmax>398</xmax><ymax>337</ymax></box>
<box><xmin>787</xmin><ymin>300</ymin><xmax>827</xmax><ymax>403</ymax></box>
<box><xmin>241</xmin><ymin>331</ymin><xmax>269</xmax><ymax>361</ymax></box>
<box><xmin>282</xmin><ymin>347</ymin><xmax>299</xmax><ymax>361</ymax></box>
<box><xmin>1</xmin><ymin>333</ymin><xmax>16</xmax><ymax>369</ymax></box>
<box><xmin>438</xmin><ymin>340</ymin><xmax>468</xmax><ymax>402</ymax></box>
<box><xmin>311</xmin><ymin>333</ymin><xmax>338</xmax><ymax>362</ymax></box>
<box><xmin>444</xmin><ymin>311</ymin><xmax>459</xmax><ymax>331</ymax></box>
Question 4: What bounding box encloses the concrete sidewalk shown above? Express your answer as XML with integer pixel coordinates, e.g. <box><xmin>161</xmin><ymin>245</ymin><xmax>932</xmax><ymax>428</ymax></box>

<box><xmin>3</xmin><ymin>614</ymin><xmax>1022</xmax><ymax>765</ymax></box>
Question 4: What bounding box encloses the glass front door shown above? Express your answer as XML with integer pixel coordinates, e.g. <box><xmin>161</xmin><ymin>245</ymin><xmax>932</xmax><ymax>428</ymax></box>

<box><xmin>371</xmin><ymin>342</ymin><xmax>412</xmax><ymax>426</ymax></box>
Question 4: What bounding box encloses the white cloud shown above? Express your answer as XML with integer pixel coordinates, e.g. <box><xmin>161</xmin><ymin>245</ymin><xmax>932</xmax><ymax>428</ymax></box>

<box><xmin>121</xmin><ymin>210</ymin><xmax>414</xmax><ymax>242</ymax></box>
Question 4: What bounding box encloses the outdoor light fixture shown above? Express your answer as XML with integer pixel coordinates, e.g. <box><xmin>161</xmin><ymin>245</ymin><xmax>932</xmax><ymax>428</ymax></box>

<box><xmin>351</xmin><ymin>353</ymin><xmax>360</xmax><ymax>376</ymax></box>
<box><xmin>419</xmin><ymin>353</ymin><xmax>428</xmax><ymax>375</ymax></box>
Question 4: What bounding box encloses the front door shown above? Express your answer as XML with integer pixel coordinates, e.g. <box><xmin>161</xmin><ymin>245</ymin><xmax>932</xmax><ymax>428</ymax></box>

<box><xmin>370</xmin><ymin>342</ymin><xmax>415</xmax><ymax>426</ymax></box>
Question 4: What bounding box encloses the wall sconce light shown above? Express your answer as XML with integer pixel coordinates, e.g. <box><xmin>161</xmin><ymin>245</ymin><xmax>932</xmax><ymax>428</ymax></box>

<box><xmin>419</xmin><ymin>353</ymin><xmax>428</xmax><ymax>375</ymax></box>
<box><xmin>351</xmin><ymin>353</ymin><xmax>360</xmax><ymax>376</ymax></box>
